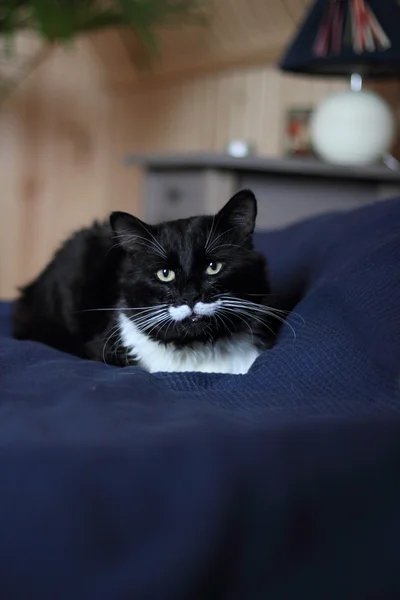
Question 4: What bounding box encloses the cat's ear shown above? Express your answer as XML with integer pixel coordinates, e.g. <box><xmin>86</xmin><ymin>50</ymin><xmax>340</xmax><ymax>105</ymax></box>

<box><xmin>217</xmin><ymin>189</ymin><xmax>257</xmax><ymax>236</ymax></box>
<box><xmin>110</xmin><ymin>211</ymin><xmax>155</xmax><ymax>243</ymax></box>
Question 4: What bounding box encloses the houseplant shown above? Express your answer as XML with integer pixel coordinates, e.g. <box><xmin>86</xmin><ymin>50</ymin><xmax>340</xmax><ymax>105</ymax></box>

<box><xmin>0</xmin><ymin>1</ymin><xmax>203</xmax><ymax>50</ymax></box>
<box><xmin>0</xmin><ymin>0</ymin><xmax>203</xmax><ymax>92</ymax></box>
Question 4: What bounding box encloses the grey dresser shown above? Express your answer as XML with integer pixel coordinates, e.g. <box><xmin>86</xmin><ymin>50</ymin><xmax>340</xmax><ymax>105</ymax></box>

<box><xmin>126</xmin><ymin>152</ymin><xmax>400</xmax><ymax>229</ymax></box>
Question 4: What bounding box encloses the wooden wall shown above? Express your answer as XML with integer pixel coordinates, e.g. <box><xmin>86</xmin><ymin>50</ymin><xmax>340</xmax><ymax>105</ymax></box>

<box><xmin>0</xmin><ymin>37</ymin><xmax>141</xmax><ymax>298</ymax></box>
<box><xmin>126</xmin><ymin>68</ymin><xmax>346</xmax><ymax>156</ymax></box>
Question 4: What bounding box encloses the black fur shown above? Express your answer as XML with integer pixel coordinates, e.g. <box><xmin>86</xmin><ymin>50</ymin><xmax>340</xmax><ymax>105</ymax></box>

<box><xmin>13</xmin><ymin>190</ymin><xmax>275</xmax><ymax>366</ymax></box>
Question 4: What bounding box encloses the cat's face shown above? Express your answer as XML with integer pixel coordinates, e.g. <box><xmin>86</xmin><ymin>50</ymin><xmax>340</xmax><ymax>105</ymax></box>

<box><xmin>110</xmin><ymin>190</ymin><xmax>270</xmax><ymax>345</ymax></box>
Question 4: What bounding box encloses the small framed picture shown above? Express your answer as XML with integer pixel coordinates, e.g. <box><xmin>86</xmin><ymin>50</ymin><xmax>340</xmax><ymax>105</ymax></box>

<box><xmin>284</xmin><ymin>108</ymin><xmax>314</xmax><ymax>157</ymax></box>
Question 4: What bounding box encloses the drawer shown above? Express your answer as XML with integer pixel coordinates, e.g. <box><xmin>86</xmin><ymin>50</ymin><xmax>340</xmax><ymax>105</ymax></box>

<box><xmin>144</xmin><ymin>170</ymin><xmax>206</xmax><ymax>223</ymax></box>
<box><xmin>238</xmin><ymin>174</ymin><xmax>378</xmax><ymax>230</ymax></box>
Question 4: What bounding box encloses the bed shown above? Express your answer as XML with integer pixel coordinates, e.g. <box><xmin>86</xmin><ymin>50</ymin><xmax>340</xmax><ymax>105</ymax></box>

<box><xmin>0</xmin><ymin>197</ymin><xmax>399</xmax><ymax>599</ymax></box>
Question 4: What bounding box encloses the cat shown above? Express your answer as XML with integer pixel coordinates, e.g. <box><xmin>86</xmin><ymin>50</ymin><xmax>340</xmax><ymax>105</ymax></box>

<box><xmin>13</xmin><ymin>189</ymin><xmax>278</xmax><ymax>374</ymax></box>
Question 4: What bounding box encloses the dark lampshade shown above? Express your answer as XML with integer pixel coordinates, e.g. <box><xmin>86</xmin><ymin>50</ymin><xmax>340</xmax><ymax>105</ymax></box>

<box><xmin>279</xmin><ymin>0</ymin><xmax>400</xmax><ymax>78</ymax></box>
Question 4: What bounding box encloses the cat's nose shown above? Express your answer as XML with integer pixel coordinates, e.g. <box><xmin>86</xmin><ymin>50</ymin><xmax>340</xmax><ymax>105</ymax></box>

<box><xmin>181</xmin><ymin>293</ymin><xmax>201</xmax><ymax>308</ymax></box>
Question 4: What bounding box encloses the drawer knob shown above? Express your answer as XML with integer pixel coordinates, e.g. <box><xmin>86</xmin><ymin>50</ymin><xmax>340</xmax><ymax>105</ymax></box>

<box><xmin>167</xmin><ymin>187</ymin><xmax>183</xmax><ymax>203</ymax></box>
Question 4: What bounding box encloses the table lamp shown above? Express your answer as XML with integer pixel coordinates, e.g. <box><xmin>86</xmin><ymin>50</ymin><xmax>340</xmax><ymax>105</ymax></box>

<box><xmin>279</xmin><ymin>0</ymin><xmax>400</xmax><ymax>166</ymax></box>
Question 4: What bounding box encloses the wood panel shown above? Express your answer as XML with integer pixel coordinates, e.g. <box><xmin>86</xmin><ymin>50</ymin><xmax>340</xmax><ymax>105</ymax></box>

<box><xmin>0</xmin><ymin>31</ymin><xmax>45</xmax><ymax>96</ymax></box>
<box><xmin>0</xmin><ymin>37</ymin><xmax>139</xmax><ymax>299</ymax></box>
<box><xmin>126</xmin><ymin>66</ymin><xmax>346</xmax><ymax>157</ymax></box>
<box><xmin>96</xmin><ymin>0</ymin><xmax>311</xmax><ymax>90</ymax></box>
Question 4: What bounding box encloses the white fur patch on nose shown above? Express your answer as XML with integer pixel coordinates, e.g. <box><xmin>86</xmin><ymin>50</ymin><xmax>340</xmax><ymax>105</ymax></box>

<box><xmin>169</xmin><ymin>305</ymin><xmax>192</xmax><ymax>322</ymax></box>
<box><xmin>194</xmin><ymin>300</ymin><xmax>222</xmax><ymax>316</ymax></box>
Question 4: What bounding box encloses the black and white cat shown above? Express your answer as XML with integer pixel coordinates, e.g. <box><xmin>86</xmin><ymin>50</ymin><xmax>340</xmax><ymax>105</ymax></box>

<box><xmin>13</xmin><ymin>190</ymin><xmax>278</xmax><ymax>374</ymax></box>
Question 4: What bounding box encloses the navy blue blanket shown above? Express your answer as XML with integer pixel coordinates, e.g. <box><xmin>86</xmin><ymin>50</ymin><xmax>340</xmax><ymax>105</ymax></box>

<box><xmin>1</xmin><ymin>198</ymin><xmax>400</xmax><ymax>600</ymax></box>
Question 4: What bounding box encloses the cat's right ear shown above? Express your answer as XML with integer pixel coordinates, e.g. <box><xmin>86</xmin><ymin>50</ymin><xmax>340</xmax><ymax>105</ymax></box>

<box><xmin>110</xmin><ymin>211</ymin><xmax>154</xmax><ymax>245</ymax></box>
<box><xmin>217</xmin><ymin>189</ymin><xmax>257</xmax><ymax>237</ymax></box>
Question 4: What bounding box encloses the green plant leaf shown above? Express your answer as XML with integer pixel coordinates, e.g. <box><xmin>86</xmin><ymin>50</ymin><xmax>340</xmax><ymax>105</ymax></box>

<box><xmin>0</xmin><ymin>0</ymin><xmax>205</xmax><ymax>55</ymax></box>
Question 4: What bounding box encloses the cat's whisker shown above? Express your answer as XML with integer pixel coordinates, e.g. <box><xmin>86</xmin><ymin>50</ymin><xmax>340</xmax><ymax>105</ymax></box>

<box><xmin>218</xmin><ymin>294</ymin><xmax>305</xmax><ymax>325</ymax></box>
<box><xmin>134</xmin><ymin>308</ymin><xmax>168</xmax><ymax>325</ymax></box>
<box><xmin>102</xmin><ymin>323</ymin><xmax>121</xmax><ymax>365</ymax></box>
<box><xmin>219</xmin><ymin>308</ymin><xmax>255</xmax><ymax>339</ymax></box>
<box><xmin>130</xmin><ymin>311</ymin><xmax>158</xmax><ymax>325</ymax></box>
<box><xmin>221</xmin><ymin>306</ymin><xmax>275</xmax><ymax>338</ymax></box>
<box><xmin>114</xmin><ymin>238</ymin><xmax>166</xmax><ymax>259</ymax></box>
<box><xmin>131</xmin><ymin>306</ymin><xmax>167</xmax><ymax>320</ymax></box>
<box><xmin>145</xmin><ymin>315</ymin><xmax>172</xmax><ymax>337</ymax></box>
<box><xmin>111</xmin><ymin>231</ymin><xmax>167</xmax><ymax>259</ymax></box>
<box><xmin>107</xmin><ymin>237</ymin><xmax>160</xmax><ymax>258</ymax></box>
<box><xmin>207</xmin><ymin>243</ymin><xmax>243</xmax><ymax>252</ymax></box>
<box><xmin>214</xmin><ymin>311</ymin><xmax>237</xmax><ymax>334</ymax></box>
<box><xmin>78</xmin><ymin>304</ymin><xmax>168</xmax><ymax>314</ymax></box>
<box><xmin>110</xmin><ymin>333</ymin><xmax>124</xmax><ymax>365</ymax></box>
<box><xmin>204</xmin><ymin>215</ymin><xmax>216</xmax><ymax>253</ymax></box>
<box><xmin>137</xmin><ymin>314</ymin><xmax>168</xmax><ymax>329</ymax></box>
<box><xmin>222</xmin><ymin>303</ymin><xmax>272</xmax><ymax>315</ymax></box>
<box><xmin>136</xmin><ymin>222</ymin><xmax>168</xmax><ymax>258</ymax></box>
<box><xmin>133</xmin><ymin>311</ymin><xmax>168</xmax><ymax>330</ymax></box>
<box><xmin>221</xmin><ymin>298</ymin><xmax>303</xmax><ymax>334</ymax></box>
<box><xmin>211</xmin><ymin>312</ymin><xmax>223</xmax><ymax>332</ymax></box>
<box><xmin>124</xmin><ymin>345</ymin><xmax>130</xmax><ymax>367</ymax></box>
<box><xmin>245</xmin><ymin>293</ymin><xmax>273</xmax><ymax>297</ymax></box>
<box><xmin>219</xmin><ymin>297</ymin><xmax>278</xmax><ymax>313</ymax></box>
<box><xmin>205</xmin><ymin>323</ymin><xmax>215</xmax><ymax>343</ymax></box>
<box><xmin>267</xmin><ymin>307</ymin><xmax>306</xmax><ymax>326</ymax></box>
<box><xmin>212</xmin><ymin>313</ymin><xmax>223</xmax><ymax>331</ymax></box>
<box><xmin>219</xmin><ymin>299</ymin><xmax>270</xmax><ymax>310</ymax></box>
<box><xmin>265</xmin><ymin>312</ymin><xmax>298</xmax><ymax>340</ymax></box>
<box><xmin>218</xmin><ymin>295</ymin><xmax>273</xmax><ymax>316</ymax></box>
<box><xmin>131</xmin><ymin>312</ymin><xmax>167</xmax><ymax>324</ymax></box>
<box><xmin>206</xmin><ymin>226</ymin><xmax>240</xmax><ymax>255</ymax></box>
<box><xmin>223</xmin><ymin>302</ymin><xmax>296</xmax><ymax>340</ymax></box>
<box><xmin>214</xmin><ymin>292</ymin><xmax>276</xmax><ymax>337</ymax></box>
<box><xmin>165</xmin><ymin>316</ymin><xmax>176</xmax><ymax>337</ymax></box>
<box><xmin>120</xmin><ymin>233</ymin><xmax>166</xmax><ymax>258</ymax></box>
<box><xmin>220</xmin><ymin>297</ymin><xmax>293</xmax><ymax>335</ymax></box>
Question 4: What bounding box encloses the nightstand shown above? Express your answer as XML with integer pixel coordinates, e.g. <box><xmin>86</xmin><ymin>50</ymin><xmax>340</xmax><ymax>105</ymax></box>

<box><xmin>126</xmin><ymin>152</ymin><xmax>400</xmax><ymax>229</ymax></box>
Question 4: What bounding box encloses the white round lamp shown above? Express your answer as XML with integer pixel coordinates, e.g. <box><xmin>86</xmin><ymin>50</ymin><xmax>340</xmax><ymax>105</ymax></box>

<box><xmin>310</xmin><ymin>75</ymin><xmax>395</xmax><ymax>165</ymax></box>
<box><xmin>279</xmin><ymin>0</ymin><xmax>400</xmax><ymax>167</ymax></box>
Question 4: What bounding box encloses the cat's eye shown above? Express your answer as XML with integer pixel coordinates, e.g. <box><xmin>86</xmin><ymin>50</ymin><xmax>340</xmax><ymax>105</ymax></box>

<box><xmin>206</xmin><ymin>261</ymin><xmax>223</xmax><ymax>275</ymax></box>
<box><xmin>156</xmin><ymin>268</ymin><xmax>176</xmax><ymax>282</ymax></box>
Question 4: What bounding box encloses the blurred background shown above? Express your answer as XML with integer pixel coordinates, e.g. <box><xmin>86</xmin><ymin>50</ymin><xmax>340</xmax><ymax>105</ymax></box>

<box><xmin>0</xmin><ymin>0</ymin><xmax>399</xmax><ymax>299</ymax></box>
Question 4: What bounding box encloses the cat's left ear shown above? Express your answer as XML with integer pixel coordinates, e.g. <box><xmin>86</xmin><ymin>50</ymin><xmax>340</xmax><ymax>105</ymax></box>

<box><xmin>110</xmin><ymin>211</ymin><xmax>155</xmax><ymax>243</ymax></box>
<box><xmin>217</xmin><ymin>189</ymin><xmax>257</xmax><ymax>236</ymax></box>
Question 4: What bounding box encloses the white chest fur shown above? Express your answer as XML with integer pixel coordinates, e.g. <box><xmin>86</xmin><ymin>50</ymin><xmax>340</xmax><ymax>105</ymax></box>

<box><xmin>118</xmin><ymin>314</ymin><xmax>261</xmax><ymax>374</ymax></box>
